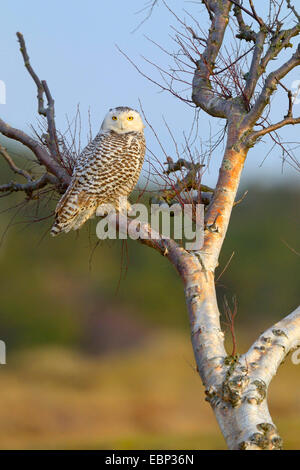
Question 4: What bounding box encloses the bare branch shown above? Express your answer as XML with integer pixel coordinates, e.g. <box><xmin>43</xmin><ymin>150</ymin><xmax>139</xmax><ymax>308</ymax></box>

<box><xmin>192</xmin><ymin>1</ymin><xmax>232</xmax><ymax>117</ymax></box>
<box><xmin>16</xmin><ymin>32</ymin><xmax>60</xmax><ymax>162</ymax></box>
<box><xmin>202</xmin><ymin>0</ymin><xmax>214</xmax><ymax>22</ymax></box>
<box><xmin>243</xmin><ymin>43</ymin><xmax>300</xmax><ymax>129</ymax></box>
<box><xmin>242</xmin><ymin>304</ymin><xmax>300</xmax><ymax>399</ymax></box>
<box><xmin>41</xmin><ymin>80</ymin><xmax>60</xmax><ymax>161</ymax></box>
<box><xmin>223</xmin><ymin>295</ymin><xmax>238</xmax><ymax>357</ymax></box>
<box><xmin>131</xmin><ymin>0</ymin><xmax>159</xmax><ymax>33</ymax></box>
<box><xmin>0</xmin><ymin>118</ymin><xmax>70</xmax><ymax>184</ymax></box>
<box><xmin>16</xmin><ymin>32</ymin><xmax>46</xmax><ymax>116</ymax></box>
<box><xmin>248</xmin><ymin>0</ymin><xmax>269</xmax><ymax>30</ymax></box>
<box><xmin>233</xmin><ymin>4</ymin><xmax>256</xmax><ymax>42</ymax></box>
<box><xmin>233</xmin><ymin>189</ymin><xmax>248</xmax><ymax>206</ymax></box>
<box><xmin>260</xmin><ymin>24</ymin><xmax>300</xmax><ymax>73</ymax></box>
<box><xmin>109</xmin><ymin>211</ymin><xmax>185</xmax><ymax>263</ymax></box>
<box><xmin>286</xmin><ymin>0</ymin><xmax>300</xmax><ymax>22</ymax></box>
<box><xmin>0</xmin><ymin>143</ymin><xmax>32</xmax><ymax>181</ymax></box>
<box><xmin>229</xmin><ymin>0</ymin><xmax>272</xmax><ymax>31</ymax></box>
<box><xmin>243</xmin><ymin>30</ymin><xmax>267</xmax><ymax>101</ymax></box>
<box><xmin>210</xmin><ymin>304</ymin><xmax>300</xmax><ymax>450</ymax></box>
<box><xmin>0</xmin><ymin>172</ymin><xmax>58</xmax><ymax>197</ymax></box>
<box><xmin>248</xmin><ymin>115</ymin><xmax>300</xmax><ymax>142</ymax></box>
<box><xmin>282</xmin><ymin>238</ymin><xmax>300</xmax><ymax>257</ymax></box>
<box><xmin>277</xmin><ymin>79</ymin><xmax>293</xmax><ymax>117</ymax></box>
<box><xmin>163</xmin><ymin>156</ymin><xmax>203</xmax><ymax>174</ymax></box>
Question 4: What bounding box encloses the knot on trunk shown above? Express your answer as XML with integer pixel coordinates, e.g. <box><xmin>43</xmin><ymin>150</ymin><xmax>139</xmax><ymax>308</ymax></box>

<box><xmin>239</xmin><ymin>423</ymin><xmax>283</xmax><ymax>450</ymax></box>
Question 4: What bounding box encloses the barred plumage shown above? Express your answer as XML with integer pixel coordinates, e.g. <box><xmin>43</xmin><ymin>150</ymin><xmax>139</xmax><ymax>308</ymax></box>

<box><xmin>50</xmin><ymin>107</ymin><xmax>145</xmax><ymax>236</ymax></box>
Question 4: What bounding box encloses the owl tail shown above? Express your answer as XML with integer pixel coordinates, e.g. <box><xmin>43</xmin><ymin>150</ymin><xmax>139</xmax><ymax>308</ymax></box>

<box><xmin>50</xmin><ymin>206</ymin><xmax>96</xmax><ymax>236</ymax></box>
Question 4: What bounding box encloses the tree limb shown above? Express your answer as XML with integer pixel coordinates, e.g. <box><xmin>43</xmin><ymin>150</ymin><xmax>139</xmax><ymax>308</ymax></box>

<box><xmin>216</xmin><ymin>304</ymin><xmax>300</xmax><ymax>449</ymax></box>
<box><xmin>229</xmin><ymin>0</ymin><xmax>268</xmax><ymax>28</ymax></box>
<box><xmin>16</xmin><ymin>32</ymin><xmax>60</xmax><ymax>162</ymax></box>
<box><xmin>16</xmin><ymin>32</ymin><xmax>46</xmax><ymax>116</ymax></box>
<box><xmin>243</xmin><ymin>30</ymin><xmax>266</xmax><ymax>101</ymax></box>
<box><xmin>233</xmin><ymin>4</ymin><xmax>256</xmax><ymax>42</ymax></box>
<box><xmin>286</xmin><ymin>0</ymin><xmax>300</xmax><ymax>22</ymax></box>
<box><xmin>0</xmin><ymin>172</ymin><xmax>59</xmax><ymax>197</ymax></box>
<box><xmin>0</xmin><ymin>118</ymin><xmax>70</xmax><ymax>184</ymax></box>
<box><xmin>247</xmin><ymin>116</ymin><xmax>300</xmax><ymax>143</ymax></box>
<box><xmin>192</xmin><ymin>1</ymin><xmax>232</xmax><ymax>117</ymax></box>
<box><xmin>260</xmin><ymin>24</ymin><xmax>300</xmax><ymax>73</ymax></box>
<box><xmin>0</xmin><ymin>143</ymin><xmax>32</xmax><ymax>181</ymax></box>
<box><xmin>242</xmin><ymin>43</ymin><xmax>300</xmax><ymax>129</ymax></box>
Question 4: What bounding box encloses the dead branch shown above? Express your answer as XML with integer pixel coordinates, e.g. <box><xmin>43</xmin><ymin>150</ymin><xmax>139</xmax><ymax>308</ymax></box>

<box><xmin>149</xmin><ymin>156</ymin><xmax>213</xmax><ymax>208</ymax></box>
<box><xmin>248</xmin><ymin>115</ymin><xmax>300</xmax><ymax>143</ymax></box>
<box><xmin>0</xmin><ymin>144</ymin><xmax>32</xmax><ymax>181</ymax></box>
<box><xmin>277</xmin><ymin>79</ymin><xmax>293</xmax><ymax>117</ymax></box>
<box><xmin>243</xmin><ymin>30</ymin><xmax>266</xmax><ymax>101</ymax></box>
<box><xmin>260</xmin><ymin>23</ymin><xmax>300</xmax><ymax>73</ymax></box>
<box><xmin>192</xmin><ymin>1</ymin><xmax>232</xmax><ymax>117</ymax></box>
<box><xmin>16</xmin><ymin>32</ymin><xmax>46</xmax><ymax>116</ymax></box>
<box><xmin>0</xmin><ymin>117</ymin><xmax>70</xmax><ymax>185</ymax></box>
<box><xmin>16</xmin><ymin>32</ymin><xmax>60</xmax><ymax>162</ymax></box>
<box><xmin>233</xmin><ymin>4</ymin><xmax>256</xmax><ymax>42</ymax></box>
<box><xmin>243</xmin><ymin>44</ymin><xmax>300</xmax><ymax>130</ymax></box>
<box><xmin>163</xmin><ymin>156</ymin><xmax>203</xmax><ymax>174</ymax></box>
<box><xmin>286</xmin><ymin>0</ymin><xmax>300</xmax><ymax>22</ymax></box>
<box><xmin>223</xmin><ymin>295</ymin><xmax>238</xmax><ymax>357</ymax></box>
<box><xmin>233</xmin><ymin>189</ymin><xmax>248</xmax><ymax>207</ymax></box>
<box><xmin>229</xmin><ymin>0</ymin><xmax>265</xmax><ymax>25</ymax></box>
<box><xmin>0</xmin><ymin>173</ymin><xmax>58</xmax><ymax>197</ymax></box>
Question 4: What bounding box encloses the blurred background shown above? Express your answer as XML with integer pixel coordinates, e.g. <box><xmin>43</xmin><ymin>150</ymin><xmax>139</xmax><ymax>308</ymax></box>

<box><xmin>0</xmin><ymin>146</ymin><xmax>298</xmax><ymax>449</ymax></box>
<box><xmin>0</xmin><ymin>0</ymin><xmax>299</xmax><ymax>450</ymax></box>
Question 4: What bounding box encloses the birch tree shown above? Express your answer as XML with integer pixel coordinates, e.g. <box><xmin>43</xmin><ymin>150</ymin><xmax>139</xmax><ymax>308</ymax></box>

<box><xmin>0</xmin><ymin>0</ymin><xmax>300</xmax><ymax>450</ymax></box>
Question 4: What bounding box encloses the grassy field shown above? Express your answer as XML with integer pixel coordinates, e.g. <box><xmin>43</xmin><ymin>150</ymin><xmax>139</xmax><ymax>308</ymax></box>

<box><xmin>0</xmin><ymin>331</ymin><xmax>299</xmax><ymax>450</ymax></box>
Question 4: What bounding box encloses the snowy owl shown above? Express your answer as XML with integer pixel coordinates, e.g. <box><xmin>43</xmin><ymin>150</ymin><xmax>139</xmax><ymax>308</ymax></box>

<box><xmin>50</xmin><ymin>106</ymin><xmax>145</xmax><ymax>236</ymax></box>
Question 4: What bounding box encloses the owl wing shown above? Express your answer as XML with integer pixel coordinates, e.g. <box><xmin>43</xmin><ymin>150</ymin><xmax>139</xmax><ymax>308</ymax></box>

<box><xmin>54</xmin><ymin>132</ymin><xmax>106</xmax><ymax>215</ymax></box>
<box><xmin>51</xmin><ymin>131</ymin><xmax>145</xmax><ymax>236</ymax></box>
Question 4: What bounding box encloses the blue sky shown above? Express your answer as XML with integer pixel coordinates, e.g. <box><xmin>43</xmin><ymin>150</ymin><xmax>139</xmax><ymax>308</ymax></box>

<box><xmin>0</xmin><ymin>0</ymin><xmax>299</xmax><ymax>188</ymax></box>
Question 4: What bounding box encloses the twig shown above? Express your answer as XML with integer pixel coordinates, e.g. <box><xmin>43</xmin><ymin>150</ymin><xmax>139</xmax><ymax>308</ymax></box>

<box><xmin>281</xmin><ymin>238</ymin><xmax>300</xmax><ymax>256</ymax></box>
<box><xmin>0</xmin><ymin>144</ymin><xmax>32</xmax><ymax>181</ymax></box>
<box><xmin>16</xmin><ymin>32</ymin><xmax>46</xmax><ymax>116</ymax></box>
<box><xmin>223</xmin><ymin>295</ymin><xmax>238</xmax><ymax>357</ymax></box>
<box><xmin>164</xmin><ymin>157</ymin><xmax>203</xmax><ymax>174</ymax></box>
<box><xmin>286</xmin><ymin>0</ymin><xmax>300</xmax><ymax>22</ymax></box>
<box><xmin>229</xmin><ymin>0</ymin><xmax>272</xmax><ymax>32</ymax></box>
<box><xmin>0</xmin><ymin>173</ymin><xmax>58</xmax><ymax>197</ymax></box>
<box><xmin>276</xmin><ymin>79</ymin><xmax>293</xmax><ymax>118</ymax></box>
<box><xmin>216</xmin><ymin>251</ymin><xmax>235</xmax><ymax>282</ymax></box>
<box><xmin>233</xmin><ymin>190</ymin><xmax>248</xmax><ymax>207</ymax></box>
<box><xmin>16</xmin><ymin>32</ymin><xmax>60</xmax><ymax>162</ymax></box>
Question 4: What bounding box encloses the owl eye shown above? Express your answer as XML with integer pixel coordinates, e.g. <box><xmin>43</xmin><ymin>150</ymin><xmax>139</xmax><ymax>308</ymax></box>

<box><xmin>112</xmin><ymin>116</ymin><xmax>117</xmax><ymax>121</ymax></box>
<box><xmin>127</xmin><ymin>116</ymin><xmax>134</xmax><ymax>121</ymax></box>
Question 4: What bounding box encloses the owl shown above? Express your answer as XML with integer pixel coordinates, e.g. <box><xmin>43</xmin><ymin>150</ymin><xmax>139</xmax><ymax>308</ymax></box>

<box><xmin>50</xmin><ymin>106</ymin><xmax>146</xmax><ymax>236</ymax></box>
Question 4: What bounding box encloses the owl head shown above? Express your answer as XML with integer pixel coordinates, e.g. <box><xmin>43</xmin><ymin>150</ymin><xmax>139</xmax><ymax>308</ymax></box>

<box><xmin>101</xmin><ymin>107</ymin><xmax>145</xmax><ymax>134</ymax></box>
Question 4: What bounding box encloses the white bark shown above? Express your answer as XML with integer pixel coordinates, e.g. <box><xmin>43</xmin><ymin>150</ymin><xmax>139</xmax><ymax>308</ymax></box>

<box><xmin>187</xmin><ymin>297</ymin><xmax>300</xmax><ymax>450</ymax></box>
